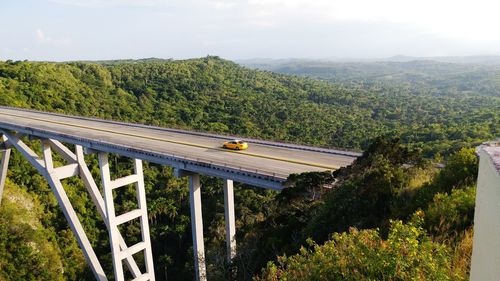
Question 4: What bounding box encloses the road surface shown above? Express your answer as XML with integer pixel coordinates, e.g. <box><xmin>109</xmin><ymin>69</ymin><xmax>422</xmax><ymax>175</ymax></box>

<box><xmin>0</xmin><ymin>106</ymin><xmax>359</xmax><ymax>182</ymax></box>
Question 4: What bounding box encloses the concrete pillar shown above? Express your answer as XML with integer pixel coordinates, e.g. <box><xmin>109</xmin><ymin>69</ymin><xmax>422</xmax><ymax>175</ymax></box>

<box><xmin>189</xmin><ymin>173</ymin><xmax>206</xmax><ymax>281</ymax></box>
<box><xmin>0</xmin><ymin>148</ymin><xmax>11</xmax><ymax>205</ymax></box>
<box><xmin>223</xmin><ymin>179</ymin><xmax>236</xmax><ymax>263</ymax></box>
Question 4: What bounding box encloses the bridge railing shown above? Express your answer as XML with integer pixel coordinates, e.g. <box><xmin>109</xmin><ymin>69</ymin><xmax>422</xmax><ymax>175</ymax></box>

<box><xmin>0</xmin><ymin>105</ymin><xmax>362</xmax><ymax>158</ymax></box>
<box><xmin>0</xmin><ymin>119</ymin><xmax>288</xmax><ymax>190</ymax></box>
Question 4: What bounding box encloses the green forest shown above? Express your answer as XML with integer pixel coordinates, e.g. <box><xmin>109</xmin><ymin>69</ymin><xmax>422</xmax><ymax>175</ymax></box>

<box><xmin>0</xmin><ymin>57</ymin><xmax>498</xmax><ymax>280</ymax></box>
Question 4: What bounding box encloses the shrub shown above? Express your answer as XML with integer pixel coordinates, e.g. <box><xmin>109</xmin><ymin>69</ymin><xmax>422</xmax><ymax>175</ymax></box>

<box><xmin>257</xmin><ymin>214</ymin><xmax>463</xmax><ymax>281</ymax></box>
<box><xmin>424</xmin><ymin>187</ymin><xmax>476</xmax><ymax>242</ymax></box>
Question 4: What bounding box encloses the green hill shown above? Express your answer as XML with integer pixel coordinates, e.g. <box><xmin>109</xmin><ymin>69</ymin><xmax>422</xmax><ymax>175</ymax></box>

<box><xmin>0</xmin><ymin>57</ymin><xmax>495</xmax><ymax>280</ymax></box>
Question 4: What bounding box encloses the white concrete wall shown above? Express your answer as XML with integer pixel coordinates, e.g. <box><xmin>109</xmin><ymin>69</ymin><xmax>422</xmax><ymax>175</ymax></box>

<box><xmin>471</xmin><ymin>146</ymin><xmax>500</xmax><ymax>281</ymax></box>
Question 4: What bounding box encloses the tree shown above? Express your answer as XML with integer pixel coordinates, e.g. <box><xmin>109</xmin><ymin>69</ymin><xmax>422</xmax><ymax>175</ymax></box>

<box><xmin>257</xmin><ymin>213</ymin><xmax>461</xmax><ymax>281</ymax></box>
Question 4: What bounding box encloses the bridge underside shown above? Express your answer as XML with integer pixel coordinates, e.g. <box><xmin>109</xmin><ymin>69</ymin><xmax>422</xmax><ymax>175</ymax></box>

<box><xmin>0</xmin><ymin>131</ymin><xmax>237</xmax><ymax>281</ymax></box>
<box><xmin>0</xmin><ymin>107</ymin><xmax>360</xmax><ymax>280</ymax></box>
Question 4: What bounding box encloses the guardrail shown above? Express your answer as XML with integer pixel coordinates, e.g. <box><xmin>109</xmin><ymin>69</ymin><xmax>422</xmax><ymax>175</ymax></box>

<box><xmin>0</xmin><ymin>106</ymin><xmax>362</xmax><ymax>158</ymax></box>
<box><xmin>0</xmin><ymin>120</ymin><xmax>288</xmax><ymax>190</ymax></box>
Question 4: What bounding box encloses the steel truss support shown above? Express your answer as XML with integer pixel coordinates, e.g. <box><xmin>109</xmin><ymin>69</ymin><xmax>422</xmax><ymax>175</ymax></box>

<box><xmin>99</xmin><ymin>152</ymin><xmax>155</xmax><ymax>281</ymax></box>
<box><xmin>0</xmin><ymin>131</ymin><xmax>155</xmax><ymax>281</ymax></box>
<box><xmin>2</xmin><ymin>130</ymin><xmax>238</xmax><ymax>281</ymax></box>
<box><xmin>0</xmin><ymin>135</ymin><xmax>11</xmax><ymax>205</ymax></box>
<box><xmin>75</xmin><ymin>145</ymin><xmax>144</xmax><ymax>278</ymax></box>
<box><xmin>1</xmin><ymin>132</ymin><xmax>108</xmax><ymax>281</ymax></box>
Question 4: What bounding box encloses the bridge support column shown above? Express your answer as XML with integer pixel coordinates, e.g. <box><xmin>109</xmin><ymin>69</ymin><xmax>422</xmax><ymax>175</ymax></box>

<box><xmin>0</xmin><ymin>133</ymin><xmax>108</xmax><ymax>281</ymax></box>
<box><xmin>99</xmin><ymin>152</ymin><xmax>155</xmax><ymax>281</ymax></box>
<box><xmin>75</xmin><ymin>145</ymin><xmax>144</xmax><ymax>278</ymax></box>
<box><xmin>189</xmin><ymin>173</ymin><xmax>207</xmax><ymax>281</ymax></box>
<box><xmin>0</xmin><ymin>131</ymin><xmax>156</xmax><ymax>281</ymax></box>
<box><xmin>223</xmin><ymin>179</ymin><xmax>236</xmax><ymax>264</ymax></box>
<box><xmin>0</xmin><ymin>146</ymin><xmax>10</xmax><ymax>205</ymax></box>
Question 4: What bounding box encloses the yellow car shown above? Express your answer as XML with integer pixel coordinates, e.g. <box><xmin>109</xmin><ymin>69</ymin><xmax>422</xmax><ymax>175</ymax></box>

<box><xmin>222</xmin><ymin>140</ymin><xmax>249</xmax><ymax>150</ymax></box>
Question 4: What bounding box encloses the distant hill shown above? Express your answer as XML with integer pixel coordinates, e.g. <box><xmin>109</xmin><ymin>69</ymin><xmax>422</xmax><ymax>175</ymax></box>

<box><xmin>239</xmin><ymin>55</ymin><xmax>500</xmax><ymax>66</ymax></box>
<box><xmin>386</xmin><ymin>55</ymin><xmax>500</xmax><ymax>65</ymax></box>
<box><xmin>239</xmin><ymin>58</ymin><xmax>500</xmax><ymax>95</ymax></box>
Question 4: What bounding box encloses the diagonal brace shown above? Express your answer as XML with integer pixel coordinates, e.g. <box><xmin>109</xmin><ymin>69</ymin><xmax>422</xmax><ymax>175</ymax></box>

<box><xmin>1</xmin><ymin>132</ymin><xmax>108</xmax><ymax>281</ymax></box>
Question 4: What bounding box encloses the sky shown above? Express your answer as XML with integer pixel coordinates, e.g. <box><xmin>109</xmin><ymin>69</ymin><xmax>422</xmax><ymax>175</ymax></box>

<box><xmin>1</xmin><ymin>0</ymin><xmax>500</xmax><ymax>61</ymax></box>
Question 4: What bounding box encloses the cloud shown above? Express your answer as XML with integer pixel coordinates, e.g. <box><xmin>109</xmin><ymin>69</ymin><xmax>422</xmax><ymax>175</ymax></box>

<box><xmin>204</xmin><ymin>0</ymin><xmax>500</xmax><ymax>42</ymax></box>
<box><xmin>36</xmin><ymin>29</ymin><xmax>46</xmax><ymax>42</ymax></box>
<box><xmin>5</xmin><ymin>0</ymin><xmax>496</xmax><ymax>60</ymax></box>
<box><xmin>46</xmin><ymin>0</ymin><xmax>500</xmax><ymax>43</ymax></box>
<box><xmin>35</xmin><ymin>29</ymin><xmax>71</xmax><ymax>47</ymax></box>
<box><xmin>49</xmin><ymin>0</ymin><xmax>177</xmax><ymax>8</ymax></box>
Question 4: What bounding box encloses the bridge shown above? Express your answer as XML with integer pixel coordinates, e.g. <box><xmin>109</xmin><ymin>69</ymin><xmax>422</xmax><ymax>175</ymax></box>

<box><xmin>0</xmin><ymin>106</ymin><xmax>360</xmax><ymax>281</ymax></box>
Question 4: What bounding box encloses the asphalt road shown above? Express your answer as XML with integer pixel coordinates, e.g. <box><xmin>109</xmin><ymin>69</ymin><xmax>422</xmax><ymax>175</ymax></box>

<box><xmin>0</xmin><ymin>107</ymin><xmax>358</xmax><ymax>179</ymax></box>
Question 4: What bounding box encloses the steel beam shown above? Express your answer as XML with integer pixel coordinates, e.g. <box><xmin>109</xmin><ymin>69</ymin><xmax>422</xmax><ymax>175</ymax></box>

<box><xmin>223</xmin><ymin>179</ymin><xmax>236</xmax><ymax>263</ymax></box>
<box><xmin>2</xmin><ymin>134</ymin><xmax>108</xmax><ymax>281</ymax></box>
<box><xmin>42</xmin><ymin>139</ymin><xmax>108</xmax><ymax>281</ymax></box>
<box><xmin>189</xmin><ymin>173</ymin><xmax>207</xmax><ymax>281</ymax></box>
<box><xmin>134</xmin><ymin>159</ymin><xmax>156</xmax><ymax>279</ymax></box>
<box><xmin>76</xmin><ymin>145</ymin><xmax>143</xmax><ymax>278</ymax></box>
<box><xmin>1</xmin><ymin>133</ymin><xmax>151</xmax><ymax>280</ymax></box>
<box><xmin>2</xmin><ymin>132</ymin><xmax>45</xmax><ymax>171</ymax></box>
<box><xmin>75</xmin><ymin>145</ymin><xmax>106</xmax><ymax>218</ymax></box>
<box><xmin>99</xmin><ymin>152</ymin><xmax>155</xmax><ymax>281</ymax></box>
<box><xmin>0</xmin><ymin>148</ymin><xmax>10</xmax><ymax>205</ymax></box>
<box><xmin>47</xmin><ymin>139</ymin><xmax>77</xmax><ymax>163</ymax></box>
<box><xmin>99</xmin><ymin>152</ymin><xmax>124</xmax><ymax>281</ymax></box>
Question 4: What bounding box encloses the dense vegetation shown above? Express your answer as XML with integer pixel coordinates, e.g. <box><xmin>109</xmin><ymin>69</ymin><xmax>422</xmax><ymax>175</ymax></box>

<box><xmin>0</xmin><ymin>57</ymin><xmax>495</xmax><ymax>280</ymax></box>
<box><xmin>258</xmin><ymin>218</ymin><xmax>460</xmax><ymax>281</ymax></box>
<box><xmin>243</xmin><ymin>59</ymin><xmax>500</xmax><ymax>155</ymax></box>
<box><xmin>240</xmin><ymin>58</ymin><xmax>500</xmax><ymax>91</ymax></box>
<box><xmin>254</xmin><ymin>139</ymin><xmax>477</xmax><ymax>280</ymax></box>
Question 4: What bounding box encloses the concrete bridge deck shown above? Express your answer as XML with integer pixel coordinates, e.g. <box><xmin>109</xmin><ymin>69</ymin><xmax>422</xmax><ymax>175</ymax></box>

<box><xmin>0</xmin><ymin>106</ymin><xmax>359</xmax><ymax>189</ymax></box>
